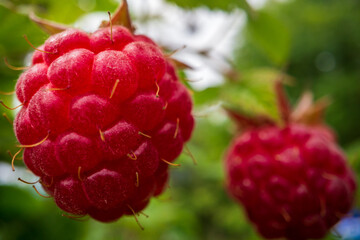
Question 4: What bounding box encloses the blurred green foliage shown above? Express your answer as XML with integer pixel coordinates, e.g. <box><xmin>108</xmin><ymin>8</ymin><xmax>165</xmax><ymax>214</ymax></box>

<box><xmin>0</xmin><ymin>0</ymin><xmax>359</xmax><ymax>239</ymax></box>
<box><xmin>0</xmin><ymin>186</ymin><xmax>85</xmax><ymax>240</ymax></box>
<box><xmin>235</xmin><ymin>0</ymin><xmax>360</xmax><ymax>145</ymax></box>
<box><xmin>166</xmin><ymin>0</ymin><xmax>249</xmax><ymax>12</ymax></box>
<box><xmin>246</xmin><ymin>11</ymin><xmax>290</xmax><ymax>67</ymax></box>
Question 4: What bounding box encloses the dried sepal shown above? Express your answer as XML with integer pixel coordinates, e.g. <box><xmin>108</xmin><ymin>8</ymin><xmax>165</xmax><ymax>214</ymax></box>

<box><xmin>291</xmin><ymin>91</ymin><xmax>314</xmax><ymax>122</ymax></box>
<box><xmin>291</xmin><ymin>92</ymin><xmax>331</xmax><ymax>125</ymax></box>
<box><xmin>29</xmin><ymin>11</ymin><xmax>69</xmax><ymax>35</ymax></box>
<box><xmin>100</xmin><ymin>0</ymin><xmax>134</xmax><ymax>32</ymax></box>
<box><xmin>168</xmin><ymin>58</ymin><xmax>193</xmax><ymax>70</ymax></box>
<box><xmin>223</xmin><ymin>106</ymin><xmax>275</xmax><ymax>131</ymax></box>
<box><xmin>275</xmin><ymin>81</ymin><xmax>291</xmax><ymax>126</ymax></box>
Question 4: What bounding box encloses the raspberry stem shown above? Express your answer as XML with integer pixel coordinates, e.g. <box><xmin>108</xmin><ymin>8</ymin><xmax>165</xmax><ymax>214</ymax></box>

<box><xmin>32</xmin><ymin>185</ymin><xmax>51</xmax><ymax>198</ymax></box>
<box><xmin>139</xmin><ymin>211</ymin><xmax>149</xmax><ymax>218</ymax></box>
<box><xmin>162</xmin><ymin>101</ymin><xmax>168</xmax><ymax>110</ymax></box>
<box><xmin>166</xmin><ymin>45</ymin><xmax>186</xmax><ymax>58</ymax></box>
<box><xmin>18</xmin><ymin>177</ymin><xmax>40</xmax><ymax>185</ymax></box>
<box><xmin>0</xmin><ymin>101</ymin><xmax>23</xmax><ymax>110</ymax></box>
<box><xmin>40</xmin><ymin>177</ymin><xmax>54</xmax><ymax>188</ymax></box>
<box><xmin>7</xmin><ymin>150</ymin><xmax>22</xmax><ymax>161</ymax></box>
<box><xmin>184</xmin><ymin>144</ymin><xmax>197</xmax><ymax>165</ymax></box>
<box><xmin>104</xmin><ymin>0</ymin><xmax>134</xmax><ymax>32</ymax></box>
<box><xmin>4</xmin><ymin>57</ymin><xmax>29</xmax><ymax>71</ymax></box>
<box><xmin>78</xmin><ymin>166</ymin><xmax>84</xmax><ymax>181</ymax></box>
<box><xmin>11</xmin><ymin>148</ymin><xmax>23</xmax><ymax>171</ymax></box>
<box><xmin>161</xmin><ymin>158</ymin><xmax>181</xmax><ymax>167</ymax></box>
<box><xmin>173</xmin><ymin>118</ymin><xmax>180</xmax><ymax>139</ymax></box>
<box><xmin>138</xmin><ymin>131</ymin><xmax>152</xmax><ymax>139</ymax></box>
<box><xmin>99</xmin><ymin>129</ymin><xmax>105</xmax><ymax>142</ymax></box>
<box><xmin>107</xmin><ymin>11</ymin><xmax>114</xmax><ymax>44</ymax></box>
<box><xmin>155</xmin><ymin>81</ymin><xmax>160</xmax><ymax>98</ymax></box>
<box><xmin>126</xmin><ymin>204</ymin><xmax>144</xmax><ymax>230</ymax></box>
<box><xmin>281</xmin><ymin>208</ymin><xmax>291</xmax><ymax>223</ymax></box>
<box><xmin>46</xmin><ymin>86</ymin><xmax>70</xmax><ymax>92</ymax></box>
<box><xmin>61</xmin><ymin>213</ymin><xmax>87</xmax><ymax>221</ymax></box>
<box><xmin>23</xmin><ymin>35</ymin><xmax>55</xmax><ymax>54</ymax></box>
<box><xmin>127</xmin><ymin>151</ymin><xmax>137</xmax><ymax>160</ymax></box>
<box><xmin>135</xmin><ymin>172</ymin><xmax>139</xmax><ymax>187</ymax></box>
<box><xmin>2</xmin><ymin>113</ymin><xmax>13</xmax><ymax>125</ymax></box>
<box><xmin>16</xmin><ymin>132</ymin><xmax>49</xmax><ymax>148</ymax></box>
<box><xmin>0</xmin><ymin>90</ymin><xmax>15</xmax><ymax>96</ymax></box>
<box><xmin>109</xmin><ymin>79</ymin><xmax>120</xmax><ymax>99</ymax></box>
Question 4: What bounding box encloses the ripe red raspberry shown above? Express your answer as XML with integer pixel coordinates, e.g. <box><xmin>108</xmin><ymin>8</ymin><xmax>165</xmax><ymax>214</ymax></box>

<box><xmin>12</xmin><ymin>25</ymin><xmax>194</xmax><ymax>222</ymax></box>
<box><xmin>225</xmin><ymin>87</ymin><xmax>357</xmax><ymax>239</ymax></box>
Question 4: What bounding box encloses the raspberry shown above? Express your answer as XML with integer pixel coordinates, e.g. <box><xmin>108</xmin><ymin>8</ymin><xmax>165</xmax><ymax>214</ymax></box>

<box><xmin>225</xmin><ymin>86</ymin><xmax>357</xmax><ymax>239</ymax></box>
<box><xmin>13</xmin><ymin>24</ymin><xmax>194</xmax><ymax>222</ymax></box>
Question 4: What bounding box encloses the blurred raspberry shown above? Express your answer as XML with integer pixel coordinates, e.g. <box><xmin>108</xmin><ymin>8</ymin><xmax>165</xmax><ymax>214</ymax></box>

<box><xmin>226</xmin><ymin>124</ymin><xmax>357</xmax><ymax>239</ymax></box>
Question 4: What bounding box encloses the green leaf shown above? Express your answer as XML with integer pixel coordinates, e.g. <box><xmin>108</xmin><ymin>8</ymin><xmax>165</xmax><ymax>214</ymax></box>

<box><xmin>0</xmin><ymin>186</ymin><xmax>85</xmax><ymax>240</ymax></box>
<box><xmin>166</xmin><ymin>0</ymin><xmax>250</xmax><ymax>12</ymax></box>
<box><xmin>193</xmin><ymin>87</ymin><xmax>221</xmax><ymax>106</ymax></box>
<box><xmin>246</xmin><ymin>11</ymin><xmax>290</xmax><ymax>66</ymax></box>
<box><xmin>221</xmin><ymin>68</ymin><xmax>288</xmax><ymax>121</ymax></box>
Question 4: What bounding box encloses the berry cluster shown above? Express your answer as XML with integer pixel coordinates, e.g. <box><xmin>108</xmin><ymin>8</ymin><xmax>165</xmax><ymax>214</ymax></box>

<box><xmin>226</xmin><ymin>123</ymin><xmax>357</xmax><ymax>239</ymax></box>
<box><xmin>14</xmin><ymin>26</ymin><xmax>194</xmax><ymax>222</ymax></box>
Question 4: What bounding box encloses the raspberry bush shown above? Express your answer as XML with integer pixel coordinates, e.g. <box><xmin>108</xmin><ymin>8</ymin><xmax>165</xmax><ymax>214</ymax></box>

<box><xmin>12</xmin><ymin>14</ymin><xmax>194</xmax><ymax>222</ymax></box>
<box><xmin>225</xmin><ymin>86</ymin><xmax>357</xmax><ymax>239</ymax></box>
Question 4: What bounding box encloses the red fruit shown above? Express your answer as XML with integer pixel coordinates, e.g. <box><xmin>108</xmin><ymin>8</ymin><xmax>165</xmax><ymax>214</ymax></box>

<box><xmin>122</xmin><ymin>92</ymin><xmax>165</xmax><ymax>131</ymax></box>
<box><xmin>225</xmin><ymin>84</ymin><xmax>358</xmax><ymax>239</ymax></box>
<box><xmin>226</xmin><ymin>124</ymin><xmax>357</xmax><ymax>239</ymax></box>
<box><xmin>43</xmin><ymin>28</ymin><xmax>91</xmax><ymax>64</ymax></box>
<box><xmin>15</xmin><ymin>63</ymin><xmax>49</xmax><ymax>104</ymax></box>
<box><xmin>47</xmin><ymin>48</ymin><xmax>94</xmax><ymax>93</ymax></box>
<box><xmin>91</xmin><ymin>50</ymin><xmax>138</xmax><ymax>103</ymax></box>
<box><xmin>13</xmin><ymin>25</ymin><xmax>194</xmax><ymax>222</ymax></box>
<box><xmin>13</xmin><ymin>107</ymin><xmax>46</xmax><ymax>145</ymax></box>
<box><xmin>31</xmin><ymin>45</ymin><xmax>44</xmax><ymax>64</ymax></box>
<box><xmin>123</xmin><ymin>41</ymin><xmax>166</xmax><ymax>88</ymax></box>
<box><xmin>90</xmin><ymin>26</ymin><xmax>134</xmax><ymax>53</ymax></box>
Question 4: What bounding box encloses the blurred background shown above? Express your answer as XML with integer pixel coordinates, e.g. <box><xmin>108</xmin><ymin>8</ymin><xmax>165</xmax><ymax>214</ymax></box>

<box><xmin>0</xmin><ymin>0</ymin><xmax>359</xmax><ymax>239</ymax></box>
